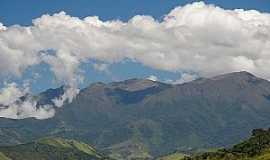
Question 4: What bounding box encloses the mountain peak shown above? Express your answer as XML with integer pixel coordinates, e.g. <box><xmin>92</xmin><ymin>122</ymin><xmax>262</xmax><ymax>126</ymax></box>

<box><xmin>108</xmin><ymin>78</ymin><xmax>163</xmax><ymax>91</ymax></box>
<box><xmin>210</xmin><ymin>71</ymin><xmax>258</xmax><ymax>81</ymax></box>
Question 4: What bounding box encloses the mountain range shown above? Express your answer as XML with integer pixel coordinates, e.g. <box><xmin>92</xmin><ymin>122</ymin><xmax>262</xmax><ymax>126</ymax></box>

<box><xmin>1</xmin><ymin>71</ymin><xmax>270</xmax><ymax>159</ymax></box>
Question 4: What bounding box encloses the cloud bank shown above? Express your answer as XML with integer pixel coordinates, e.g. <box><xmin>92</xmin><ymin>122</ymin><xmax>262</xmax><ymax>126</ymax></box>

<box><xmin>0</xmin><ymin>1</ymin><xmax>270</xmax><ymax>119</ymax></box>
<box><xmin>166</xmin><ymin>73</ymin><xmax>198</xmax><ymax>84</ymax></box>
<box><xmin>0</xmin><ymin>82</ymin><xmax>55</xmax><ymax>119</ymax></box>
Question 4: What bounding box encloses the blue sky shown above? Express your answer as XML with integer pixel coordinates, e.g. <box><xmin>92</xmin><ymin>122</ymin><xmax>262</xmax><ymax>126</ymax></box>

<box><xmin>0</xmin><ymin>0</ymin><xmax>270</xmax><ymax>92</ymax></box>
<box><xmin>1</xmin><ymin>0</ymin><xmax>270</xmax><ymax>26</ymax></box>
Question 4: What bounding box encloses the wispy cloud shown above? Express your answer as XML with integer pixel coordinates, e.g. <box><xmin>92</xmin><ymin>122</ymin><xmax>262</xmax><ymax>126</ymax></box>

<box><xmin>166</xmin><ymin>73</ymin><xmax>197</xmax><ymax>84</ymax></box>
<box><xmin>0</xmin><ymin>82</ymin><xmax>55</xmax><ymax>119</ymax></box>
<box><xmin>147</xmin><ymin>75</ymin><xmax>159</xmax><ymax>81</ymax></box>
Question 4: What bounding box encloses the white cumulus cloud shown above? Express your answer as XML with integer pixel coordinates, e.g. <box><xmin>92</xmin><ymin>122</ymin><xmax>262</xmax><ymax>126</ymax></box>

<box><xmin>166</xmin><ymin>73</ymin><xmax>198</xmax><ymax>84</ymax></box>
<box><xmin>0</xmin><ymin>82</ymin><xmax>25</xmax><ymax>106</ymax></box>
<box><xmin>0</xmin><ymin>82</ymin><xmax>55</xmax><ymax>119</ymax></box>
<box><xmin>0</xmin><ymin>23</ymin><xmax>6</xmax><ymax>31</ymax></box>
<box><xmin>147</xmin><ymin>75</ymin><xmax>159</xmax><ymax>81</ymax></box>
<box><xmin>93</xmin><ymin>63</ymin><xmax>110</xmax><ymax>73</ymax></box>
<box><xmin>0</xmin><ymin>2</ymin><xmax>270</xmax><ymax>119</ymax></box>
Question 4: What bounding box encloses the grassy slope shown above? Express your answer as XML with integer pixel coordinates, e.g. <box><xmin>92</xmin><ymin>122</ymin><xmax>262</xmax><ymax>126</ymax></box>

<box><xmin>251</xmin><ymin>149</ymin><xmax>270</xmax><ymax>160</ymax></box>
<box><xmin>0</xmin><ymin>137</ymin><xmax>110</xmax><ymax>160</ymax></box>
<box><xmin>183</xmin><ymin>129</ymin><xmax>270</xmax><ymax>160</ymax></box>
<box><xmin>156</xmin><ymin>152</ymin><xmax>186</xmax><ymax>160</ymax></box>
<box><xmin>0</xmin><ymin>153</ymin><xmax>11</xmax><ymax>160</ymax></box>
<box><xmin>39</xmin><ymin>137</ymin><xmax>99</xmax><ymax>156</ymax></box>
<box><xmin>105</xmin><ymin>139</ymin><xmax>152</xmax><ymax>160</ymax></box>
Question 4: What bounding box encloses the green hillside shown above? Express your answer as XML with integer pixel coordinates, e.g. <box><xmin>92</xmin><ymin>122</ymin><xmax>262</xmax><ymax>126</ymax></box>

<box><xmin>2</xmin><ymin>129</ymin><xmax>270</xmax><ymax>160</ymax></box>
<box><xmin>0</xmin><ymin>137</ymin><xmax>111</xmax><ymax>160</ymax></box>
<box><xmin>156</xmin><ymin>152</ymin><xmax>187</xmax><ymax>160</ymax></box>
<box><xmin>104</xmin><ymin>139</ymin><xmax>153</xmax><ymax>160</ymax></box>
<box><xmin>183</xmin><ymin>129</ymin><xmax>270</xmax><ymax>160</ymax></box>
<box><xmin>0</xmin><ymin>152</ymin><xmax>11</xmax><ymax>160</ymax></box>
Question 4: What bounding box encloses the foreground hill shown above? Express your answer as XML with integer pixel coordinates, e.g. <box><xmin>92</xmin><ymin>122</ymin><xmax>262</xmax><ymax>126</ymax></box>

<box><xmin>0</xmin><ymin>138</ymin><xmax>111</xmax><ymax>160</ymax></box>
<box><xmin>183</xmin><ymin>128</ymin><xmax>270</xmax><ymax>160</ymax></box>
<box><xmin>157</xmin><ymin>152</ymin><xmax>187</xmax><ymax>160</ymax></box>
<box><xmin>3</xmin><ymin>128</ymin><xmax>270</xmax><ymax>160</ymax></box>
<box><xmin>1</xmin><ymin>71</ymin><xmax>270</xmax><ymax>158</ymax></box>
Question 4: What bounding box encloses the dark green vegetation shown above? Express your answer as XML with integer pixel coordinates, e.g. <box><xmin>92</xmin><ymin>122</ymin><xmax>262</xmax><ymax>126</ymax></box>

<box><xmin>1</xmin><ymin>71</ymin><xmax>270</xmax><ymax>159</ymax></box>
<box><xmin>2</xmin><ymin>128</ymin><xmax>270</xmax><ymax>160</ymax></box>
<box><xmin>0</xmin><ymin>137</ymin><xmax>111</xmax><ymax>160</ymax></box>
<box><xmin>183</xmin><ymin>129</ymin><xmax>270</xmax><ymax>160</ymax></box>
